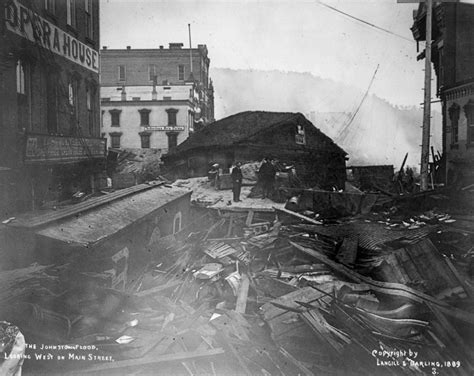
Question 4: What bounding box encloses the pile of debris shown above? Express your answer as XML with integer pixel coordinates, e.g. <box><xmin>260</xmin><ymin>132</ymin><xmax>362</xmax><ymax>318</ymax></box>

<box><xmin>1</xmin><ymin>202</ymin><xmax>473</xmax><ymax>375</ymax></box>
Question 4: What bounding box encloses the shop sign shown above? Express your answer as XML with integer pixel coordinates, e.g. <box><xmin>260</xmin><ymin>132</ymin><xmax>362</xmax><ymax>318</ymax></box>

<box><xmin>24</xmin><ymin>134</ymin><xmax>106</xmax><ymax>164</ymax></box>
<box><xmin>5</xmin><ymin>0</ymin><xmax>99</xmax><ymax>73</ymax></box>
<box><xmin>147</xmin><ymin>126</ymin><xmax>185</xmax><ymax>131</ymax></box>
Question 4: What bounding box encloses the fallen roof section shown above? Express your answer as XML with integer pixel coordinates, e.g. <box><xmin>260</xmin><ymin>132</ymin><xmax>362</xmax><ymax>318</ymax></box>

<box><xmin>35</xmin><ymin>186</ymin><xmax>191</xmax><ymax>246</ymax></box>
<box><xmin>8</xmin><ymin>182</ymin><xmax>166</xmax><ymax>229</ymax></box>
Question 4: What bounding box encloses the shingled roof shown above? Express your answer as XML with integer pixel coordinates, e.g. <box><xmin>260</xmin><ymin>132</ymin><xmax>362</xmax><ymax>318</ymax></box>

<box><xmin>171</xmin><ymin>111</ymin><xmax>346</xmax><ymax>155</ymax></box>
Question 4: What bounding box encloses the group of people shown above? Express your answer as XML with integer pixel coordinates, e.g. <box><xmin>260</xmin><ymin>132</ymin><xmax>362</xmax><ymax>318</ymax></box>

<box><xmin>230</xmin><ymin>157</ymin><xmax>277</xmax><ymax>202</ymax></box>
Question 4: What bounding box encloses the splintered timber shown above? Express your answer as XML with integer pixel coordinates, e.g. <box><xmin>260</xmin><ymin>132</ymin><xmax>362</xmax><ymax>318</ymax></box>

<box><xmin>4</xmin><ymin>0</ymin><xmax>99</xmax><ymax>73</ymax></box>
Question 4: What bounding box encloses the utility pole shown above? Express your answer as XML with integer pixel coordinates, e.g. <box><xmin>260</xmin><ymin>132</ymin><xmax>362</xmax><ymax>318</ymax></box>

<box><xmin>420</xmin><ymin>0</ymin><xmax>432</xmax><ymax>191</ymax></box>
<box><xmin>398</xmin><ymin>0</ymin><xmax>437</xmax><ymax>191</ymax></box>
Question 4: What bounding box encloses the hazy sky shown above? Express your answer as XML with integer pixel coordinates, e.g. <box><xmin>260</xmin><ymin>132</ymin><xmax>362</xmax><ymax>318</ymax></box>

<box><xmin>100</xmin><ymin>0</ymin><xmax>425</xmax><ymax>107</ymax></box>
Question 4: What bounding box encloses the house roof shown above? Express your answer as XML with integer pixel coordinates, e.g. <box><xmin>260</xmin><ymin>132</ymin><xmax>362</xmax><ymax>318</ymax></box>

<box><xmin>171</xmin><ymin>111</ymin><xmax>346</xmax><ymax>156</ymax></box>
<box><xmin>34</xmin><ymin>186</ymin><xmax>191</xmax><ymax>246</ymax></box>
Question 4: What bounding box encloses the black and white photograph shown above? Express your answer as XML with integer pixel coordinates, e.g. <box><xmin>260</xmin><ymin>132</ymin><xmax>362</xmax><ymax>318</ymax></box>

<box><xmin>0</xmin><ymin>0</ymin><xmax>473</xmax><ymax>374</ymax></box>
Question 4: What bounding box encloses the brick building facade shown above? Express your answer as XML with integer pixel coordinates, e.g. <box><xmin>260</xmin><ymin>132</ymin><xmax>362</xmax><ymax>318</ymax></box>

<box><xmin>100</xmin><ymin>43</ymin><xmax>214</xmax><ymax>152</ymax></box>
<box><xmin>412</xmin><ymin>2</ymin><xmax>474</xmax><ymax>185</ymax></box>
<box><xmin>0</xmin><ymin>0</ymin><xmax>105</xmax><ymax>215</ymax></box>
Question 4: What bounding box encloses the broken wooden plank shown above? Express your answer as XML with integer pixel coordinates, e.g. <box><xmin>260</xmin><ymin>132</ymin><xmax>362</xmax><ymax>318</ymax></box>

<box><xmin>215</xmin><ymin>332</ymin><xmax>253</xmax><ymax>376</ymax></box>
<box><xmin>203</xmin><ymin>218</ymin><xmax>226</xmax><ymax>241</ymax></box>
<box><xmin>235</xmin><ymin>274</ymin><xmax>250</xmax><ymax>314</ymax></box>
<box><xmin>226</xmin><ymin>216</ymin><xmax>234</xmax><ymax>238</ymax></box>
<box><xmin>442</xmin><ymin>256</ymin><xmax>473</xmax><ymax>298</ymax></box>
<box><xmin>274</xmin><ymin>207</ymin><xmax>322</xmax><ymax>225</ymax></box>
<box><xmin>136</xmin><ymin>280</ymin><xmax>182</xmax><ymax>297</ymax></box>
<box><xmin>80</xmin><ymin>348</ymin><xmax>225</xmax><ymax>373</ymax></box>
<box><xmin>279</xmin><ymin>347</ymin><xmax>314</xmax><ymax>376</ymax></box>
<box><xmin>300</xmin><ymin>309</ymin><xmax>345</xmax><ymax>352</ymax></box>
<box><xmin>205</xmin><ymin>243</ymin><xmax>238</xmax><ymax>259</ymax></box>
<box><xmin>289</xmin><ymin>241</ymin><xmax>474</xmax><ymax>325</ymax></box>
<box><xmin>245</xmin><ymin>210</ymin><xmax>255</xmax><ymax>227</ymax></box>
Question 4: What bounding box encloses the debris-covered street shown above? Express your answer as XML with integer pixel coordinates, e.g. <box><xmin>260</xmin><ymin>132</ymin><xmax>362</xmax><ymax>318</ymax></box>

<box><xmin>1</xmin><ymin>174</ymin><xmax>473</xmax><ymax>375</ymax></box>
<box><xmin>1</xmin><ymin>0</ymin><xmax>474</xmax><ymax>375</ymax></box>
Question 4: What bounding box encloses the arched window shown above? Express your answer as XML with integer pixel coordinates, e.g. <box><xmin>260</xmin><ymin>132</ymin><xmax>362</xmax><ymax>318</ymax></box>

<box><xmin>173</xmin><ymin>212</ymin><xmax>182</xmax><ymax>234</ymax></box>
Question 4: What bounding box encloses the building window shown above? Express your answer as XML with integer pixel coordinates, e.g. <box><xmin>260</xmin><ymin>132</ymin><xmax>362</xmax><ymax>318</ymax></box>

<box><xmin>295</xmin><ymin>124</ymin><xmax>306</xmax><ymax>145</ymax></box>
<box><xmin>140</xmin><ymin>132</ymin><xmax>151</xmax><ymax>148</ymax></box>
<box><xmin>110</xmin><ymin>132</ymin><xmax>122</xmax><ymax>148</ymax></box>
<box><xmin>85</xmin><ymin>0</ymin><xmax>93</xmax><ymax>39</ymax></box>
<box><xmin>149</xmin><ymin>65</ymin><xmax>156</xmax><ymax>81</ymax></box>
<box><xmin>109</xmin><ymin>109</ymin><xmax>121</xmax><ymax>127</ymax></box>
<box><xmin>178</xmin><ymin>65</ymin><xmax>185</xmax><ymax>81</ymax></box>
<box><xmin>463</xmin><ymin>100</ymin><xmax>474</xmax><ymax>144</ymax></box>
<box><xmin>138</xmin><ymin>109</ymin><xmax>151</xmax><ymax>126</ymax></box>
<box><xmin>16</xmin><ymin>60</ymin><xmax>26</xmax><ymax>95</ymax></box>
<box><xmin>173</xmin><ymin>212</ymin><xmax>182</xmax><ymax>234</ymax></box>
<box><xmin>66</xmin><ymin>0</ymin><xmax>76</xmax><ymax>28</ymax></box>
<box><xmin>167</xmin><ymin>132</ymin><xmax>178</xmax><ymax>150</ymax></box>
<box><xmin>68</xmin><ymin>77</ymin><xmax>80</xmax><ymax>116</ymax></box>
<box><xmin>45</xmin><ymin>0</ymin><xmax>56</xmax><ymax>14</ymax></box>
<box><xmin>118</xmin><ymin>65</ymin><xmax>126</xmax><ymax>81</ymax></box>
<box><xmin>47</xmin><ymin>73</ymin><xmax>59</xmax><ymax>134</ymax></box>
<box><xmin>166</xmin><ymin>108</ymin><xmax>178</xmax><ymax>126</ymax></box>
<box><xmin>86</xmin><ymin>84</ymin><xmax>96</xmax><ymax>135</ymax></box>
<box><xmin>448</xmin><ymin>103</ymin><xmax>460</xmax><ymax>145</ymax></box>
<box><xmin>16</xmin><ymin>60</ymin><xmax>29</xmax><ymax>130</ymax></box>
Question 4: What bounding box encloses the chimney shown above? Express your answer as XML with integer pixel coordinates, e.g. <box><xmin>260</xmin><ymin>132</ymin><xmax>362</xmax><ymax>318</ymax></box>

<box><xmin>126</xmin><ymin>46</ymin><xmax>131</xmax><ymax>50</ymax></box>
<box><xmin>169</xmin><ymin>43</ymin><xmax>183</xmax><ymax>49</ymax></box>
<box><xmin>102</xmin><ymin>46</ymin><xmax>107</xmax><ymax>50</ymax></box>
<box><xmin>159</xmin><ymin>45</ymin><xmax>164</xmax><ymax>49</ymax></box>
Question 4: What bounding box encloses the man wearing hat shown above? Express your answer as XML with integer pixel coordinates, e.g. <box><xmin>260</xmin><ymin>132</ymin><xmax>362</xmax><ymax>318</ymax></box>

<box><xmin>208</xmin><ymin>163</ymin><xmax>219</xmax><ymax>187</ymax></box>
<box><xmin>231</xmin><ymin>162</ymin><xmax>243</xmax><ymax>202</ymax></box>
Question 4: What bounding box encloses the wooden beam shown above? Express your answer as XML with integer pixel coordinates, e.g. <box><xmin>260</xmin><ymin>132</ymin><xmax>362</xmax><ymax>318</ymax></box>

<box><xmin>274</xmin><ymin>207</ymin><xmax>322</xmax><ymax>225</ymax></box>
<box><xmin>80</xmin><ymin>348</ymin><xmax>225</xmax><ymax>373</ymax></box>
<box><xmin>245</xmin><ymin>210</ymin><xmax>255</xmax><ymax>227</ymax></box>
<box><xmin>136</xmin><ymin>280</ymin><xmax>182</xmax><ymax>297</ymax></box>
<box><xmin>279</xmin><ymin>347</ymin><xmax>314</xmax><ymax>376</ymax></box>
<box><xmin>443</xmin><ymin>257</ymin><xmax>473</xmax><ymax>298</ymax></box>
<box><xmin>235</xmin><ymin>274</ymin><xmax>250</xmax><ymax>314</ymax></box>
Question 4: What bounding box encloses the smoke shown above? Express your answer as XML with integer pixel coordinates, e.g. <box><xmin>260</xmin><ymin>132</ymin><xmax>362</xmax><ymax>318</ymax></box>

<box><xmin>211</xmin><ymin>68</ymin><xmax>442</xmax><ymax>167</ymax></box>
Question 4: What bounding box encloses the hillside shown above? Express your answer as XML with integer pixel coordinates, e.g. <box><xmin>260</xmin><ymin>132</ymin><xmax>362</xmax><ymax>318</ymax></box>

<box><xmin>210</xmin><ymin>68</ymin><xmax>442</xmax><ymax>168</ymax></box>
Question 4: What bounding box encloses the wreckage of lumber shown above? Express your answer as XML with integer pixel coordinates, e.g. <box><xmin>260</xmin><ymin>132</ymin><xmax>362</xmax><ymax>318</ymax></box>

<box><xmin>79</xmin><ymin>348</ymin><xmax>225</xmax><ymax>373</ymax></box>
<box><xmin>289</xmin><ymin>241</ymin><xmax>474</xmax><ymax>325</ymax></box>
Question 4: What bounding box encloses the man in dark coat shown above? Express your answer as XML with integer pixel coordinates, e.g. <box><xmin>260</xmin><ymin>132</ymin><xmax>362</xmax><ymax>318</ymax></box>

<box><xmin>259</xmin><ymin>157</ymin><xmax>276</xmax><ymax>199</ymax></box>
<box><xmin>231</xmin><ymin>162</ymin><xmax>243</xmax><ymax>202</ymax></box>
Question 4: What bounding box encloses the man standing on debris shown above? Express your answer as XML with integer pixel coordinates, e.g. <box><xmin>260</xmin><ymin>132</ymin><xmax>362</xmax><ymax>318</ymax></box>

<box><xmin>259</xmin><ymin>157</ymin><xmax>276</xmax><ymax>199</ymax></box>
<box><xmin>231</xmin><ymin>162</ymin><xmax>243</xmax><ymax>202</ymax></box>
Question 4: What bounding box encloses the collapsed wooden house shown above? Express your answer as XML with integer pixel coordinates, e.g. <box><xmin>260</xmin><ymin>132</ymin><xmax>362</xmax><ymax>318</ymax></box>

<box><xmin>2</xmin><ymin>183</ymin><xmax>192</xmax><ymax>288</ymax></box>
<box><xmin>163</xmin><ymin>111</ymin><xmax>348</xmax><ymax>190</ymax></box>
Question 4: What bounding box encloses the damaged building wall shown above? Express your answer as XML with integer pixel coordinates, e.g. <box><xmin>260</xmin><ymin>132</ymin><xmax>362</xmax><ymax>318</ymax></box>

<box><xmin>164</xmin><ymin>111</ymin><xmax>347</xmax><ymax>189</ymax></box>
<box><xmin>2</xmin><ymin>186</ymin><xmax>191</xmax><ymax>288</ymax></box>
